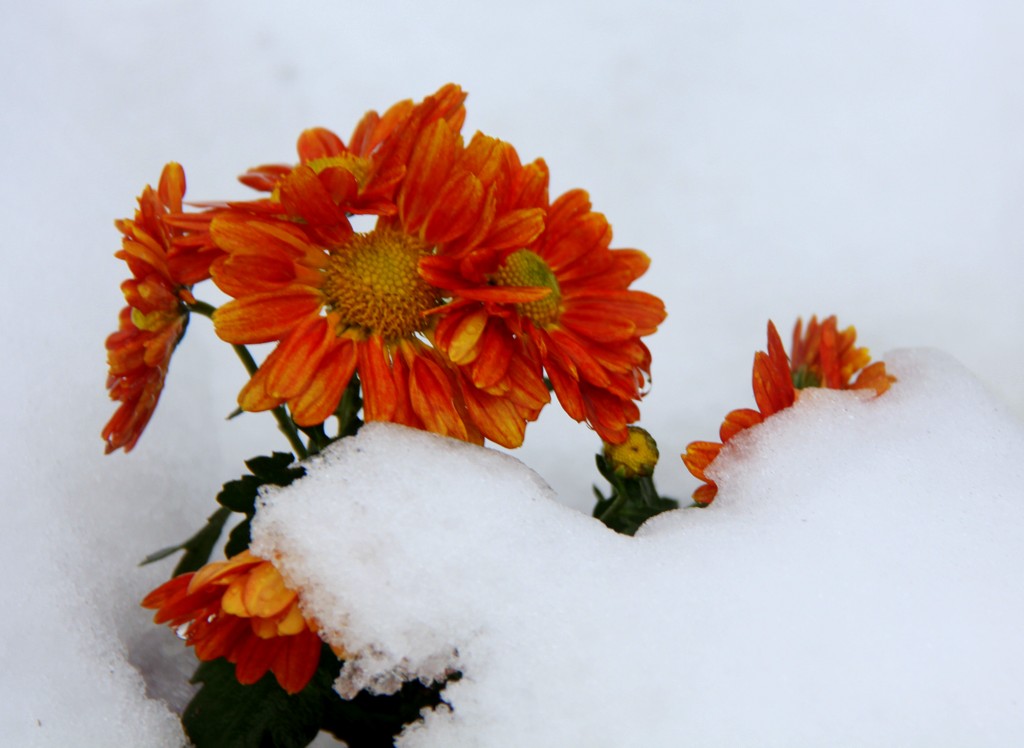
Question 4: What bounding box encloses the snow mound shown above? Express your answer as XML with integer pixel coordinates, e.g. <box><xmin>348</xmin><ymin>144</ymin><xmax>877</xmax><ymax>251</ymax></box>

<box><xmin>252</xmin><ymin>348</ymin><xmax>1024</xmax><ymax>747</ymax></box>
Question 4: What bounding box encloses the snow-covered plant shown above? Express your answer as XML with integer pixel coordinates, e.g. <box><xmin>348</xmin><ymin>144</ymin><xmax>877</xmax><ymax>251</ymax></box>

<box><xmin>105</xmin><ymin>84</ymin><xmax>895</xmax><ymax>746</ymax></box>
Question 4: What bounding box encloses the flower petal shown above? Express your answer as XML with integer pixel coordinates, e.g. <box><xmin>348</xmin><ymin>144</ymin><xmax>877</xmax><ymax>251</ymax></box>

<box><xmin>719</xmin><ymin>408</ymin><xmax>763</xmax><ymax>442</ymax></box>
<box><xmin>232</xmin><ymin>630</ymin><xmax>281</xmax><ymax>685</ymax></box>
<box><xmin>682</xmin><ymin>441</ymin><xmax>722</xmax><ymax>482</ymax></box>
<box><xmin>242</xmin><ymin>563</ymin><xmax>298</xmax><ymax>619</ymax></box>
<box><xmin>422</xmin><ymin>171</ymin><xmax>485</xmax><ymax>244</ymax></box>
<box><xmin>272</xmin><ymin>630</ymin><xmax>323</xmax><ymax>694</ymax></box>
<box><xmin>213</xmin><ymin>286</ymin><xmax>324</xmax><ymax>344</ymax></box>
<box><xmin>262</xmin><ymin>317</ymin><xmax>335</xmax><ymax>400</ymax></box>
<box><xmin>297</xmin><ymin>127</ymin><xmax>346</xmax><ymax>161</ymax></box>
<box><xmin>409</xmin><ymin>354</ymin><xmax>467</xmax><ymax>440</ymax></box>
<box><xmin>358</xmin><ymin>334</ymin><xmax>397</xmax><ymax>422</ymax></box>
<box><xmin>290</xmin><ymin>339</ymin><xmax>359</xmax><ymax>426</ymax></box>
<box><xmin>400</xmin><ymin>119</ymin><xmax>457</xmax><ymax>231</ymax></box>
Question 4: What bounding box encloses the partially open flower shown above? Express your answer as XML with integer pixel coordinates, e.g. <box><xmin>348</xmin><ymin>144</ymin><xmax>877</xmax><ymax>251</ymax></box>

<box><xmin>682</xmin><ymin>316</ymin><xmax>895</xmax><ymax>506</ymax></box>
<box><xmin>142</xmin><ymin>550</ymin><xmax>328</xmax><ymax>694</ymax></box>
<box><xmin>103</xmin><ymin>163</ymin><xmax>220</xmax><ymax>453</ymax></box>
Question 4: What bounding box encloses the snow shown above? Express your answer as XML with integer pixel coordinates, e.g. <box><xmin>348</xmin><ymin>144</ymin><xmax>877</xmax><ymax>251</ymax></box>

<box><xmin>252</xmin><ymin>349</ymin><xmax>1024</xmax><ymax>746</ymax></box>
<box><xmin>2</xmin><ymin>0</ymin><xmax>1023</xmax><ymax>745</ymax></box>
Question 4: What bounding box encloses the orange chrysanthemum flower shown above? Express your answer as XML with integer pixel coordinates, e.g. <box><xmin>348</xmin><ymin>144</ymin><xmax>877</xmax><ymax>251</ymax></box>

<box><xmin>682</xmin><ymin>315</ymin><xmax>896</xmax><ymax>505</ymax></box>
<box><xmin>209</xmin><ymin>90</ymin><xmax>549</xmax><ymax>446</ymax></box>
<box><xmin>234</xmin><ymin>84</ymin><xmax>467</xmax><ymax>246</ymax></box>
<box><xmin>142</xmin><ymin>550</ymin><xmax>328</xmax><ymax>695</ymax></box>
<box><xmin>422</xmin><ymin>185</ymin><xmax>667</xmax><ymax>445</ymax></box>
<box><xmin>103</xmin><ymin>163</ymin><xmax>220</xmax><ymax>453</ymax></box>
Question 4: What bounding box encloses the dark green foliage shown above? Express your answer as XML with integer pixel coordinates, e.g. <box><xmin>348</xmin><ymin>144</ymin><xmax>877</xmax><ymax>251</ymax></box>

<box><xmin>216</xmin><ymin>453</ymin><xmax>306</xmax><ymax>515</ymax></box>
<box><xmin>141</xmin><ymin>452</ymin><xmax>306</xmax><ymax>574</ymax></box>
<box><xmin>216</xmin><ymin>452</ymin><xmax>306</xmax><ymax>557</ymax></box>
<box><xmin>183</xmin><ymin>646</ymin><xmax>454</xmax><ymax>748</ymax></box>
<box><xmin>140</xmin><ymin>506</ymin><xmax>233</xmax><ymax>575</ymax></box>
<box><xmin>184</xmin><ymin>658</ymin><xmax>326</xmax><ymax>748</ymax></box>
<box><xmin>592</xmin><ymin>453</ymin><xmax>679</xmax><ymax>536</ymax></box>
<box><xmin>320</xmin><ymin>675</ymin><xmax>457</xmax><ymax>747</ymax></box>
<box><xmin>334</xmin><ymin>377</ymin><xmax>363</xmax><ymax>440</ymax></box>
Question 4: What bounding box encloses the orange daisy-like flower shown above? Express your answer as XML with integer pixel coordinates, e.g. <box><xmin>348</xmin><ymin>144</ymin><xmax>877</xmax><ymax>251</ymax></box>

<box><xmin>422</xmin><ymin>185</ymin><xmax>667</xmax><ymax>445</ymax></box>
<box><xmin>142</xmin><ymin>550</ymin><xmax>327</xmax><ymax>695</ymax></box>
<box><xmin>209</xmin><ymin>90</ymin><xmax>549</xmax><ymax>446</ymax></box>
<box><xmin>682</xmin><ymin>315</ymin><xmax>896</xmax><ymax>506</ymax></box>
<box><xmin>103</xmin><ymin>163</ymin><xmax>220</xmax><ymax>453</ymax></box>
<box><xmin>234</xmin><ymin>84</ymin><xmax>467</xmax><ymax>246</ymax></box>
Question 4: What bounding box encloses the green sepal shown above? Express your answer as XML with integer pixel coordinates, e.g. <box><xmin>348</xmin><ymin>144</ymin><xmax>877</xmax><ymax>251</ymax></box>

<box><xmin>139</xmin><ymin>506</ymin><xmax>232</xmax><ymax>576</ymax></box>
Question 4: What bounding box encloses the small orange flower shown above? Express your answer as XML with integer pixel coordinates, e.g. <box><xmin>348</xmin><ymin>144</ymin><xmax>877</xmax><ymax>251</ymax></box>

<box><xmin>423</xmin><ymin>185</ymin><xmax>667</xmax><ymax>445</ymax></box>
<box><xmin>682</xmin><ymin>315</ymin><xmax>895</xmax><ymax>505</ymax></box>
<box><xmin>209</xmin><ymin>88</ymin><xmax>548</xmax><ymax>446</ymax></box>
<box><xmin>103</xmin><ymin>163</ymin><xmax>220</xmax><ymax>453</ymax></box>
<box><xmin>142</xmin><ymin>550</ymin><xmax>327</xmax><ymax>694</ymax></box>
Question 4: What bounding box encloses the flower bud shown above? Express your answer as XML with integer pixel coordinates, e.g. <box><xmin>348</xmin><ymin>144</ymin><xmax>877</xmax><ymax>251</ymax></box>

<box><xmin>603</xmin><ymin>426</ymin><xmax>659</xmax><ymax>479</ymax></box>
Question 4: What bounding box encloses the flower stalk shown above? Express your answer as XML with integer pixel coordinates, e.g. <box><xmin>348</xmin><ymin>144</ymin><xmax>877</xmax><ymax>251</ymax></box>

<box><xmin>189</xmin><ymin>300</ymin><xmax>310</xmax><ymax>459</ymax></box>
<box><xmin>592</xmin><ymin>427</ymin><xmax>679</xmax><ymax>536</ymax></box>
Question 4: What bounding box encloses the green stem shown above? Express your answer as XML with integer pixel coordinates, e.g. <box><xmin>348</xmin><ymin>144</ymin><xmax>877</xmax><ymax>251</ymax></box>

<box><xmin>595</xmin><ymin>490</ymin><xmax>628</xmax><ymax>524</ymax></box>
<box><xmin>187</xmin><ymin>299</ymin><xmax>218</xmax><ymax>318</ymax></box>
<box><xmin>335</xmin><ymin>374</ymin><xmax>363</xmax><ymax>439</ymax></box>
<box><xmin>186</xmin><ymin>299</ymin><xmax>309</xmax><ymax>460</ymax></box>
<box><xmin>298</xmin><ymin>424</ymin><xmax>331</xmax><ymax>455</ymax></box>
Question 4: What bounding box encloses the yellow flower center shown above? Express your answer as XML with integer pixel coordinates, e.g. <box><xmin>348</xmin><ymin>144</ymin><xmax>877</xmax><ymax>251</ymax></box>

<box><xmin>492</xmin><ymin>249</ymin><xmax>562</xmax><ymax>326</ymax></box>
<box><xmin>130</xmin><ymin>306</ymin><xmax>182</xmax><ymax>333</ymax></box>
<box><xmin>322</xmin><ymin>228</ymin><xmax>439</xmax><ymax>340</ymax></box>
<box><xmin>307</xmin><ymin>154</ymin><xmax>372</xmax><ymax>189</ymax></box>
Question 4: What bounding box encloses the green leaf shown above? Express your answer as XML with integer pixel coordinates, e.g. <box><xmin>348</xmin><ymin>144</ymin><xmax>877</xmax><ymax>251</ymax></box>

<box><xmin>215</xmin><ymin>452</ymin><xmax>306</xmax><ymax>559</ymax></box>
<box><xmin>215</xmin><ymin>475</ymin><xmax>262</xmax><ymax>514</ymax></box>
<box><xmin>216</xmin><ymin>453</ymin><xmax>305</xmax><ymax>519</ymax></box>
<box><xmin>139</xmin><ymin>545</ymin><xmax>183</xmax><ymax>566</ymax></box>
<box><xmin>139</xmin><ymin>507</ymin><xmax>232</xmax><ymax>575</ymax></box>
<box><xmin>245</xmin><ymin>452</ymin><xmax>304</xmax><ymax>483</ymax></box>
<box><xmin>183</xmin><ymin>645</ymin><xmax>455</xmax><ymax>748</ymax></box>
<box><xmin>224</xmin><ymin>517</ymin><xmax>252</xmax><ymax>559</ymax></box>
<box><xmin>183</xmin><ymin>658</ymin><xmax>324</xmax><ymax>748</ymax></box>
<box><xmin>143</xmin><ymin>453</ymin><xmax>306</xmax><ymax>578</ymax></box>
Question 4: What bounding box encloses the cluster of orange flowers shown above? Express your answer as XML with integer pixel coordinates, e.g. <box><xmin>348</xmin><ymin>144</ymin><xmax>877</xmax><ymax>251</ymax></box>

<box><xmin>113</xmin><ymin>85</ymin><xmax>896</xmax><ymax>698</ymax></box>
<box><xmin>111</xmin><ymin>84</ymin><xmax>667</xmax><ymax>694</ymax></box>
<box><xmin>104</xmin><ymin>84</ymin><xmax>666</xmax><ymax>457</ymax></box>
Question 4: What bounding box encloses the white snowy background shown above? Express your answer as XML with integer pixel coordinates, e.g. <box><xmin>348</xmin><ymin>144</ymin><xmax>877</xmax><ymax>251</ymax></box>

<box><xmin>2</xmin><ymin>0</ymin><xmax>1023</xmax><ymax>745</ymax></box>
